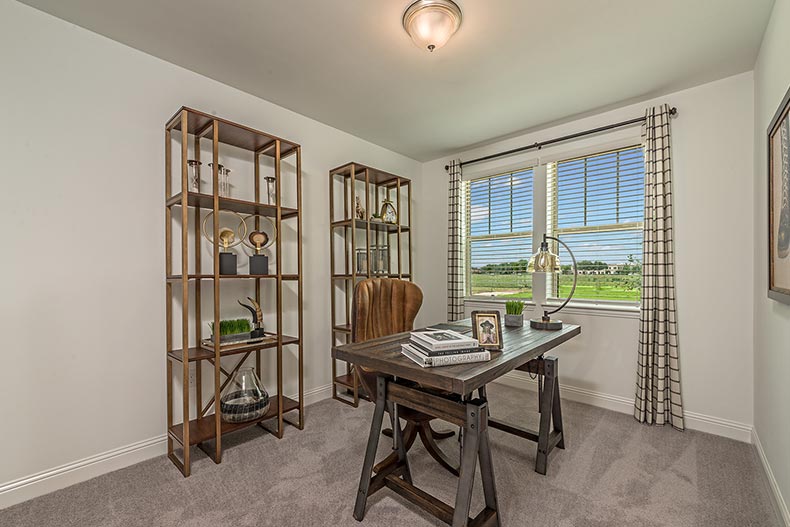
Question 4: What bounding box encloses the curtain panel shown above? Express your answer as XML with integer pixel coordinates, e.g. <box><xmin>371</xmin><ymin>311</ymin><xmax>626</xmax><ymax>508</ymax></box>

<box><xmin>634</xmin><ymin>104</ymin><xmax>685</xmax><ymax>430</ymax></box>
<box><xmin>447</xmin><ymin>160</ymin><xmax>465</xmax><ymax>322</ymax></box>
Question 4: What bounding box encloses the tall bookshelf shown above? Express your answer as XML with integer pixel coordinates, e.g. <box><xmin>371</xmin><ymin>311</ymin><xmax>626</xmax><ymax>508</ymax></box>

<box><xmin>165</xmin><ymin>107</ymin><xmax>303</xmax><ymax>476</ymax></box>
<box><xmin>329</xmin><ymin>162</ymin><xmax>412</xmax><ymax>406</ymax></box>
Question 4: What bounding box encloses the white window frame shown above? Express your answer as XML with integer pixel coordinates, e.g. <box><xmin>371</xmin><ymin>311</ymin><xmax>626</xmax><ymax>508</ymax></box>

<box><xmin>465</xmin><ymin>167</ymin><xmax>536</xmax><ymax>300</ymax></box>
<box><xmin>461</xmin><ymin>134</ymin><xmax>643</xmax><ymax>315</ymax></box>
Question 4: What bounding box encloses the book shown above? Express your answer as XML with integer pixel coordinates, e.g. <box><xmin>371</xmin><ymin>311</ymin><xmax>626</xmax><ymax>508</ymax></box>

<box><xmin>410</xmin><ymin>329</ymin><xmax>478</xmax><ymax>351</ymax></box>
<box><xmin>401</xmin><ymin>344</ymin><xmax>490</xmax><ymax>368</ymax></box>
<box><xmin>408</xmin><ymin>338</ymin><xmax>482</xmax><ymax>357</ymax></box>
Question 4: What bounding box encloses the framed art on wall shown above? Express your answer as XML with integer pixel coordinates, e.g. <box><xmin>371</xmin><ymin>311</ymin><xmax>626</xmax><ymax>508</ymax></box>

<box><xmin>768</xmin><ymin>84</ymin><xmax>790</xmax><ymax>304</ymax></box>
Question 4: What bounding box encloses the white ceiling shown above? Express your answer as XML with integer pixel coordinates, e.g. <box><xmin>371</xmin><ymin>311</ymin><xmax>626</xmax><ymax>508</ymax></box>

<box><xmin>20</xmin><ymin>0</ymin><xmax>774</xmax><ymax>161</ymax></box>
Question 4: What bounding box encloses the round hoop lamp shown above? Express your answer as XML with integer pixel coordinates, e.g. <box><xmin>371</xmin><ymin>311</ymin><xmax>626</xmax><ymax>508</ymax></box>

<box><xmin>402</xmin><ymin>0</ymin><xmax>462</xmax><ymax>52</ymax></box>
<box><xmin>527</xmin><ymin>234</ymin><xmax>578</xmax><ymax>330</ymax></box>
<box><xmin>240</xmin><ymin>214</ymin><xmax>277</xmax><ymax>275</ymax></box>
<box><xmin>201</xmin><ymin>210</ymin><xmax>247</xmax><ymax>275</ymax></box>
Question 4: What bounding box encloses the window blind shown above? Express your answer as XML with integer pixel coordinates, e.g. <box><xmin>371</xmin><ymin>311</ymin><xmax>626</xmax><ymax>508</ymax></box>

<box><xmin>547</xmin><ymin>146</ymin><xmax>645</xmax><ymax>302</ymax></box>
<box><xmin>466</xmin><ymin>168</ymin><xmax>533</xmax><ymax>298</ymax></box>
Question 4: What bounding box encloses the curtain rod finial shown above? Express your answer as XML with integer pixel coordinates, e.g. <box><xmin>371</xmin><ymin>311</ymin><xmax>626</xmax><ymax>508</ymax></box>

<box><xmin>669</xmin><ymin>107</ymin><xmax>678</xmax><ymax>117</ymax></box>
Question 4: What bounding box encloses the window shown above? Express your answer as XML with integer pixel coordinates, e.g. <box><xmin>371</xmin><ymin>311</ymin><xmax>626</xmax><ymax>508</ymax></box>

<box><xmin>466</xmin><ymin>168</ymin><xmax>534</xmax><ymax>298</ymax></box>
<box><xmin>462</xmin><ymin>144</ymin><xmax>645</xmax><ymax>305</ymax></box>
<box><xmin>547</xmin><ymin>146</ymin><xmax>645</xmax><ymax>302</ymax></box>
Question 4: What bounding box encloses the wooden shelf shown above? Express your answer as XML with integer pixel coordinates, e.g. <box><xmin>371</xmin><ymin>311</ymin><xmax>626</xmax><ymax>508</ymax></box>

<box><xmin>166</xmin><ymin>106</ymin><xmax>299</xmax><ymax>157</ymax></box>
<box><xmin>330</xmin><ymin>162</ymin><xmax>411</xmax><ymax>187</ymax></box>
<box><xmin>329</xmin><ymin>162</ymin><xmax>412</xmax><ymax>407</ymax></box>
<box><xmin>166</xmin><ymin>274</ymin><xmax>299</xmax><ymax>282</ymax></box>
<box><xmin>166</xmin><ymin>108</ymin><xmax>304</xmax><ymax>477</ymax></box>
<box><xmin>331</xmin><ymin>219</ymin><xmax>409</xmax><ymax>233</ymax></box>
<box><xmin>333</xmin><ymin>324</ymin><xmax>352</xmax><ymax>334</ymax></box>
<box><xmin>166</xmin><ymin>191</ymin><xmax>298</xmax><ymax>218</ymax></box>
<box><xmin>334</xmin><ymin>373</ymin><xmax>359</xmax><ymax>389</ymax></box>
<box><xmin>168</xmin><ymin>334</ymin><xmax>299</xmax><ymax>362</ymax></box>
<box><xmin>168</xmin><ymin>396</ymin><xmax>300</xmax><ymax>446</ymax></box>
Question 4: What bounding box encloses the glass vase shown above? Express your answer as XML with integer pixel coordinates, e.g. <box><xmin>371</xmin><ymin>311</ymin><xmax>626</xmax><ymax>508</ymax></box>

<box><xmin>265</xmin><ymin>176</ymin><xmax>276</xmax><ymax>204</ymax></box>
<box><xmin>187</xmin><ymin>159</ymin><xmax>201</xmax><ymax>192</ymax></box>
<box><xmin>220</xmin><ymin>367</ymin><xmax>270</xmax><ymax>423</ymax></box>
<box><xmin>219</xmin><ymin>166</ymin><xmax>232</xmax><ymax>198</ymax></box>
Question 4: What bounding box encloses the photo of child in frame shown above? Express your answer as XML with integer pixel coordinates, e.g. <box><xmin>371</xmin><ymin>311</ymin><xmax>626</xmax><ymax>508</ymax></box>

<box><xmin>471</xmin><ymin>311</ymin><xmax>504</xmax><ymax>350</ymax></box>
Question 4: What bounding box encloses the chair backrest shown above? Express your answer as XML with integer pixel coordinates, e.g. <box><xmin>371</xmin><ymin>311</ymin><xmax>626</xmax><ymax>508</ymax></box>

<box><xmin>352</xmin><ymin>278</ymin><xmax>423</xmax><ymax>343</ymax></box>
<box><xmin>352</xmin><ymin>278</ymin><xmax>423</xmax><ymax>402</ymax></box>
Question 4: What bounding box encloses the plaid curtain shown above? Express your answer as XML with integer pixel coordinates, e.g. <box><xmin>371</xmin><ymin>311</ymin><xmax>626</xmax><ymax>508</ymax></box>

<box><xmin>447</xmin><ymin>160</ymin><xmax>465</xmax><ymax>322</ymax></box>
<box><xmin>634</xmin><ymin>104</ymin><xmax>684</xmax><ymax>430</ymax></box>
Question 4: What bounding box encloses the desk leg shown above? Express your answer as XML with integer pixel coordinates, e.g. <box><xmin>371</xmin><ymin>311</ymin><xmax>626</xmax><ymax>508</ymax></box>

<box><xmin>393</xmin><ymin>401</ymin><xmax>413</xmax><ymax>485</ymax></box>
<box><xmin>536</xmin><ymin>357</ymin><xmax>559</xmax><ymax>475</ymax></box>
<box><xmin>477</xmin><ymin>402</ymin><xmax>501</xmax><ymax>527</ymax></box>
<box><xmin>354</xmin><ymin>376</ymin><xmax>387</xmax><ymax>521</ymax></box>
<box><xmin>452</xmin><ymin>400</ymin><xmax>482</xmax><ymax>527</ymax></box>
<box><xmin>552</xmin><ymin>364</ymin><xmax>565</xmax><ymax>450</ymax></box>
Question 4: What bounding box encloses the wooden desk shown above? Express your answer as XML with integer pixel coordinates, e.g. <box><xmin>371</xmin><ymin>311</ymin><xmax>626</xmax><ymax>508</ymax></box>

<box><xmin>332</xmin><ymin>321</ymin><xmax>581</xmax><ymax>527</ymax></box>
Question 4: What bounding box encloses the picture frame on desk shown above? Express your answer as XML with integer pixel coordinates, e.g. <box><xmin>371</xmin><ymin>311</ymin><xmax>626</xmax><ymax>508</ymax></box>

<box><xmin>470</xmin><ymin>310</ymin><xmax>504</xmax><ymax>350</ymax></box>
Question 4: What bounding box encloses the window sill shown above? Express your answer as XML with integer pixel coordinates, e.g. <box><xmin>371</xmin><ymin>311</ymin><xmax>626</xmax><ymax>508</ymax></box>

<box><xmin>464</xmin><ymin>297</ymin><xmax>640</xmax><ymax>320</ymax></box>
<box><xmin>542</xmin><ymin>301</ymin><xmax>640</xmax><ymax>319</ymax></box>
<box><xmin>464</xmin><ymin>296</ymin><xmax>537</xmax><ymax>308</ymax></box>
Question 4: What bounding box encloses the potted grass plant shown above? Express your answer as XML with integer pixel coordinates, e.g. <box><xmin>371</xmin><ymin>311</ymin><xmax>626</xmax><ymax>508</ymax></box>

<box><xmin>504</xmin><ymin>301</ymin><xmax>525</xmax><ymax>327</ymax></box>
<box><xmin>208</xmin><ymin>318</ymin><xmax>253</xmax><ymax>345</ymax></box>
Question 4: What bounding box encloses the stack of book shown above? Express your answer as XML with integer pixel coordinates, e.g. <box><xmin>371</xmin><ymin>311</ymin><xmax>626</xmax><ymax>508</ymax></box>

<box><xmin>401</xmin><ymin>329</ymin><xmax>490</xmax><ymax>368</ymax></box>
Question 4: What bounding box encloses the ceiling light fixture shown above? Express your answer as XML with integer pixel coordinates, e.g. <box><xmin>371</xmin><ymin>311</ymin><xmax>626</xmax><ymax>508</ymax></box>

<box><xmin>402</xmin><ymin>0</ymin><xmax>462</xmax><ymax>52</ymax></box>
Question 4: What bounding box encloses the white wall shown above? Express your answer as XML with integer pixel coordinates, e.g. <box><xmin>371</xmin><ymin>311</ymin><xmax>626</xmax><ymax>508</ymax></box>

<box><xmin>0</xmin><ymin>0</ymin><xmax>421</xmax><ymax>506</ymax></box>
<box><xmin>416</xmin><ymin>72</ymin><xmax>756</xmax><ymax>440</ymax></box>
<box><xmin>753</xmin><ymin>0</ymin><xmax>790</xmax><ymax>522</ymax></box>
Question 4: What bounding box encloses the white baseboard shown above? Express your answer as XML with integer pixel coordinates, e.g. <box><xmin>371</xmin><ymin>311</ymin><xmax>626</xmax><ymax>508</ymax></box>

<box><xmin>752</xmin><ymin>428</ymin><xmax>790</xmax><ymax>526</ymax></box>
<box><xmin>302</xmin><ymin>383</ymin><xmax>333</xmax><ymax>407</ymax></box>
<box><xmin>493</xmin><ymin>371</ymin><xmax>753</xmax><ymax>443</ymax></box>
<box><xmin>0</xmin><ymin>434</ymin><xmax>167</xmax><ymax>510</ymax></box>
<box><xmin>0</xmin><ymin>383</ymin><xmax>334</xmax><ymax>510</ymax></box>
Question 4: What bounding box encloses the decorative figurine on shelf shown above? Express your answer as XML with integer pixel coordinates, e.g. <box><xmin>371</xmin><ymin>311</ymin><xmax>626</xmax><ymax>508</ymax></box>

<box><xmin>240</xmin><ymin>214</ymin><xmax>277</xmax><ymax>275</ymax></box>
<box><xmin>355</xmin><ymin>196</ymin><xmax>365</xmax><ymax>220</ymax></box>
<box><xmin>187</xmin><ymin>159</ymin><xmax>201</xmax><ymax>192</ymax></box>
<box><xmin>370</xmin><ymin>213</ymin><xmax>382</xmax><ymax>222</ymax></box>
<box><xmin>380</xmin><ymin>198</ymin><xmax>397</xmax><ymax>224</ymax></box>
<box><xmin>248</xmin><ymin>231</ymin><xmax>269</xmax><ymax>273</ymax></box>
<box><xmin>238</xmin><ymin>296</ymin><xmax>265</xmax><ymax>339</ymax></box>
<box><xmin>265</xmin><ymin>176</ymin><xmax>277</xmax><ymax>205</ymax></box>
<box><xmin>201</xmin><ymin>210</ymin><xmax>247</xmax><ymax>275</ymax></box>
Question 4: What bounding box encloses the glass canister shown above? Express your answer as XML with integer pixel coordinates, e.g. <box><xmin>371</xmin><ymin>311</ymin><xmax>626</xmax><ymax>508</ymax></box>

<box><xmin>219</xmin><ymin>166</ymin><xmax>232</xmax><ymax>197</ymax></box>
<box><xmin>208</xmin><ymin>163</ymin><xmax>229</xmax><ymax>197</ymax></box>
<box><xmin>220</xmin><ymin>367</ymin><xmax>270</xmax><ymax>423</ymax></box>
<box><xmin>265</xmin><ymin>176</ymin><xmax>277</xmax><ymax>204</ymax></box>
<box><xmin>187</xmin><ymin>160</ymin><xmax>201</xmax><ymax>192</ymax></box>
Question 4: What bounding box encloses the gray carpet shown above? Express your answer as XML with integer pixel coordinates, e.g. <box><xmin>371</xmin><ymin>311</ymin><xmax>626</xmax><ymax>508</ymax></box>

<box><xmin>1</xmin><ymin>383</ymin><xmax>780</xmax><ymax>527</ymax></box>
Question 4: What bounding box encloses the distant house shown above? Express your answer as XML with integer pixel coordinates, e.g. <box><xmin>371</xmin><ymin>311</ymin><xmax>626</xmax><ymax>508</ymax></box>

<box><xmin>607</xmin><ymin>264</ymin><xmax>625</xmax><ymax>274</ymax></box>
<box><xmin>578</xmin><ymin>264</ymin><xmax>626</xmax><ymax>275</ymax></box>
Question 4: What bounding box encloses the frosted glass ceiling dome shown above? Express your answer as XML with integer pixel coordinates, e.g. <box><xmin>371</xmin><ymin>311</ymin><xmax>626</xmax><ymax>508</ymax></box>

<box><xmin>402</xmin><ymin>0</ymin><xmax>462</xmax><ymax>52</ymax></box>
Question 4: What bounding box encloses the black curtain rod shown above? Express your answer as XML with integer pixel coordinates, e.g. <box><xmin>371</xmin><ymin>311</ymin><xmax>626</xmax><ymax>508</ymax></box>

<box><xmin>445</xmin><ymin>107</ymin><xmax>678</xmax><ymax>171</ymax></box>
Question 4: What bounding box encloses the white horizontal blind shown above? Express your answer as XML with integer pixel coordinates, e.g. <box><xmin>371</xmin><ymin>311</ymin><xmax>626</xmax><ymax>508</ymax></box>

<box><xmin>466</xmin><ymin>168</ymin><xmax>533</xmax><ymax>298</ymax></box>
<box><xmin>547</xmin><ymin>146</ymin><xmax>645</xmax><ymax>303</ymax></box>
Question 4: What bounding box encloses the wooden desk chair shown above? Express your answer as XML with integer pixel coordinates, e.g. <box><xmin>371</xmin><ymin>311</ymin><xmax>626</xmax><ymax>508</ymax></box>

<box><xmin>352</xmin><ymin>277</ymin><xmax>459</xmax><ymax>476</ymax></box>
